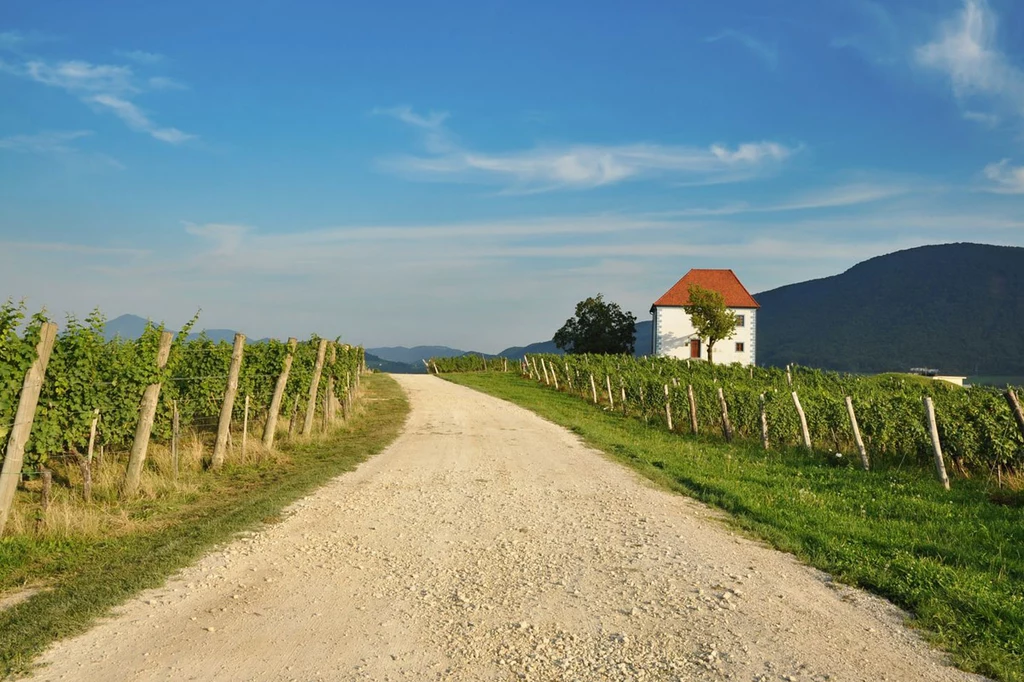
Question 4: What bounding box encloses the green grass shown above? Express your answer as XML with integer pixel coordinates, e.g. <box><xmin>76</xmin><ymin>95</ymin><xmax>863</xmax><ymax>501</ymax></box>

<box><xmin>0</xmin><ymin>373</ymin><xmax>408</xmax><ymax>678</ymax></box>
<box><xmin>445</xmin><ymin>371</ymin><xmax>1024</xmax><ymax>682</ymax></box>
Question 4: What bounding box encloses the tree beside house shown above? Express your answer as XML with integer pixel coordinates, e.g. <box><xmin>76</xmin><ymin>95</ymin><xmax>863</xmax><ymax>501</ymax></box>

<box><xmin>649</xmin><ymin>269</ymin><xmax>760</xmax><ymax>365</ymax></box>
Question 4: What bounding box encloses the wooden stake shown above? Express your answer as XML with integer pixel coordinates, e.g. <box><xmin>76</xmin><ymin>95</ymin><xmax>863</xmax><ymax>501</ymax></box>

<box><xmin>171</xmin><ymin>400</ymin><xmax>180</xmax><ymax>480</ymax></box>
<box><xmin>79</xmin><ymin>456</ymin><xmax>92</xmax><ymax>503</ymax></box>
<box><xmin>551</xmin><ymin>364</ymin><xmax>559</xmax><ymax>390</ymax></box>
<box><xmin>431</xmin><ymin>361</ymin><xmax>439</xmax><ymax>375</ymax></box>
<box><xmin>242</xmin><ymin>394</ymin><xmax>250</xmax><ymax>459</ymax></box>
<box><xmin>262</xmin><ymin>338</ymin><xmax>297</xmax><ymax>449</ymax></box>
<box><xmin>923</xmin><ymin>396</ymin><xmax>950</xmax><ymax>490</ymax></box>
<box><xmin>540</xmin><ymin>359</ymin><xmax>551</xmax><ymax>386</ymax></box>
<box><xmin>0</xmin><ymin>322</ymin><xmax>57</xmax><ymax>535</ymax></box>
<box><xmin>759</xmin><ymin>393</ymin><xmax>769</xmax><ymax>450</ymax></box>
<box><xmin>791</xmin><ymin>391</ymin><xmax>811</xmax><ymax>451</ymax></box>
<box><xmin>590</xmin><ymin>374</ymin><xmax>598</xmax><ymax>403</ymax></box>
<box><xmin>1005</xmin><ymin>389</ymin><xmax>1024</xmax><ymax>442</ymax></box>
<box><xmin>303</xmin><ymin>338</ymin><xmax>329</xmax><ymax>436</ymax></box>
<box><xmin>786</xmin><ymin>365</ymin><xmax>793</xmax><ymax>386</ymax></box>
<box><xmin>211</xmin><ymin>333</ymin><xmax>246</xmax><ymax>470</ymax></box>
<box><xmin>845</xmin><ymin>396</ymin><xmax>869</xmax><ymax>471</ymax></box>
<box><xmin>38</xmin><ymin>468</ymin><xmax>52</xmax><ymax>530</ymax></box>
<box><xmin>717</xmin><ymin>387</ymin><xmax>734</xmax><ymax>442</ymax></box>
<box><xmin>664</xmin><ymin>385</ymin><xmax>673</xmax><ymax>431</ymax></box>
<box><xmin>326</xmin><ymin>344</ymin><xmax>336</xmax><ymax>423</ymax></box>
<box><xmin>620</xmin><ymin>385</ymin><xmax>627</xmax><ymax>416</ymax></box>
<box><xmin>687</xmin><ymin>384</ymin><xmax>699</xmax><ymax>435</ymax></box>
<box><xmin>86</xmin><ymin>408</ymin><xmax>99</xmax><ymax>464</ymax></box>
<box><xmin>122</xmin><ymin>330</ymin><xmax>173</xmax><ymax>497</ymax></box>
<box><xmin>606</xmin><ymin>375</ymin><xmax>615</xmax><ymax>409</ymax></box>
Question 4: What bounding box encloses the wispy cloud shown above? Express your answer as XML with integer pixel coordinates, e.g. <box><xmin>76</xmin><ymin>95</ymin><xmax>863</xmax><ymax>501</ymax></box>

<box><xmin>830</xmin><ymin>0</ymin><xmax>903</xmax><ymax>64</ymax></box>
<box><xmin>915</xmin><ymin>0</ymin><xmax>1024</xmax><ymax>123</ymax></box>
<box><xmin>0</xmin><ymin>129</ymin><xmax>124</xmax><ymax>168</ymax></box>
<box><xmin>0</xmin><ymin>130</ymin><xmax>93</xmax><ymax>154</ymax></box>
<box><xmin>377</xmin><ymin>106</ymin><xmax>797</xmax><ymax>192</ymax></box>
<box><xmin>88</xmin><ymin>94</ymin><xmax>194</xmax><ymax>144</ymax></box>
<box><xmin>982</xmin><ymin>159</ymin><xmax>1024</xmax><ymax>194</ymax></box>
<box><xmin>705</xmin><ymin>30</ymin><xmax>778</xmax><ymax>69</ymax></box>
<box><xmin>0</xmin><ymin>45</ymin><xmax>194</xmax><ymax>144</ymax></box>
<box><xmin>184</xmin><ymin>222</ymin><xmax>250</xmax><ymax>256</ymax></box>
<box><xmin>116</xmin><ymin>49</ymin><xmax>164</xmax><ymax>65</ymax></box>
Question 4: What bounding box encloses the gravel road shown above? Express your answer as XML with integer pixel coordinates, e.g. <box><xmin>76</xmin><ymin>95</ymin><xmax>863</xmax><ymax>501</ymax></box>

<box><xmin>33</xmin><ymin>375</ymin><xmax>982</xmax><ymax>681</ymax></box>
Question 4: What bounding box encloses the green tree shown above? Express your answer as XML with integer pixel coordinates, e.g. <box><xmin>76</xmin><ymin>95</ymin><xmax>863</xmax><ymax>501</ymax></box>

<box><xmin>684</xmin><ymin>284</ymin><xmax>737</xmax><ymax>365</ymax></box>
<box><xmin>554</xmin><ymin>294</ymin><xmax>637</xmax><ymax>355</ymax></box>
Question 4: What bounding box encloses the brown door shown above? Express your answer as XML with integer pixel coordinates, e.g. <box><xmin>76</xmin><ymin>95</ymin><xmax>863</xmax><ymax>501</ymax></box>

<box><xmin>690</xmin><ymin>339</ymin><xmax>701</xmax><ymax>358</ymax></box>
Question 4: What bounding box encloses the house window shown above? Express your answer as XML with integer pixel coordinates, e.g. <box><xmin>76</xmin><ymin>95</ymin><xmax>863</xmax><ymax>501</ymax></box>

<box><xmin>735</xmin><ymin>342</ymin><xmax>745</xmax><ymax>352</ymax></box>
<box><xmin>735</xmin><ymin>314</ymin><xmax>745</xmax><ymax>327</ymax></box>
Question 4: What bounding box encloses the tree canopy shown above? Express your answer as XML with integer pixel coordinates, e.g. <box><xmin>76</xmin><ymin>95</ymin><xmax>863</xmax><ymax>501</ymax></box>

<box><xmin>684</xmin><ymin>284</ymin><xmax>737</xmax><ymax>364</ymax></box>
<box><xmin>554</xmin><ymin>294</ymin><xmax>636</xmax><ymax>355</ymax></box>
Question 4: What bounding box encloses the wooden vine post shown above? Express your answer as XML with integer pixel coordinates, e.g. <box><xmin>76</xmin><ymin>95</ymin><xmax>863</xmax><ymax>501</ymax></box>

<box><xmin>326</xmin><ymin>344</ymin><xmax>337</xmax><ymax>423</ymax></box>
<box><xmin>1005</xmin><ymin>389</ymin><xmax>1024</xmax><ymax>442</ymax></box>
<box><xmin>302</xmin><ymin>338</ymin><xmax>329</xmax><ymax>436</ymax></box>
<box><xmin>620</xmin><ymin>385</ymin><xmax>627</xmax><ymax>416</ymax></box>
<box><xmin>589</xmin><ymin>374</ymin><xmax>598</xmax><ymax>403</ymax></box>
<box><xmin>687</xmin><ymin>384</ymin><xmax>699</xmax><ymax>434</ymax></box>
<box><xmin>242</xmin><ymin>394</ymin><xmax>251</xmax><ymax>459</ymax></box>
<box><xmin>121</xmin><ymin>330</ymin><xmax>174</xmax><ymax>497</ymax></box>
<box><xmin>551</xmin><ymin>364</ymin><xmax>559</xmax><ymax>390</ymax></box>
<box><xmin>211</xmin><ymin>333</ymin><xmax>246</xmax><ymax>470</ymax></box>
<box><xmin>87</xmin><ymin>408</ymin><xmax>99</xmax><ymax>464</ymax></box>
<box><xmin>664</xmin><ymin>385</ymin><xmax>673</xmax><ymax>431</ymax></box>
<box><xmin>171</xmin><ymin>400</ymin><xmax>180</xmax><ymax>480</ymax></box>
<box><xmin>0</xmin><ymin>322</ymin><xmax>58</xmax><ymax>536</ymax></box>
<box><xmin>541</xmin><ymin>359</ymin><xmax>551</xmax><ymax>386</ymax></box>
<box><xmin>844</xmin><ymin>396</ymin><xmax>869</xmax><ymax>471</ymax></box>
<box><xmin>759</xmin><ymin>393</ymin><xmax>769</xmax><ymax>450</ymax></box>
<box><xmin>791</xmin><ymin>391</ymin><xmax>812</xmax><ymax>451</ymax></box>
<box><xmin>263</xmin><ymin>337</ymin><xmax>297</xmax><ymax>449</ymax></box>
<box><xmin>605</xmin><ymin>375</ymin><xmax>615</xmax><ymax>409</ymax></box>
<box><xmin>717</xmin><ymin>387</ymin><xmax>734</xmax><ymax>442</ymax></box>
<box><xmin>923</xmin><ymin>396</ymin><xmax>950</xmax><ymax>490</ymax></box>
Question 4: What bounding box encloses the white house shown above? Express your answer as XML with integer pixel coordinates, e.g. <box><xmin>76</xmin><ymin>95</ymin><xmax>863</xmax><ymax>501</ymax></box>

<box><xmin>650</xmin><ymin>269</ymin><xmax>760</xmax><ymax>365</ymax></box>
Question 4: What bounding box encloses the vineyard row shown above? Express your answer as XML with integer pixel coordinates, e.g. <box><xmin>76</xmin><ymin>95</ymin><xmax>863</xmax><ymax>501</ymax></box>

<box><xmin>429</xmin><ymin>353</ymin><xmax>1024</xmax><ymax>480</ymax></box>
<box><xmin>0</xmin><ymin>303</ymin><xmax>365</xmax><ymax>535</ymax></box>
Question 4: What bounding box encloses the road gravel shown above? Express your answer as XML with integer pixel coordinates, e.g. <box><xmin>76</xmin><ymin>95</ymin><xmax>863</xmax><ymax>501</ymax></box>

<box><xmin>32</xmin><ymin>375</ymin><xmax>983</xmax><ymax>681</ymax></box>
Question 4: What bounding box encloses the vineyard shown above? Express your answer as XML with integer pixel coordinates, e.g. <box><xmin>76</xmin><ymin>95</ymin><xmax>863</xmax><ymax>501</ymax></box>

<box><xmin>430</xmin><ymin>353</ymin><xmax>1024</xmax><ymax>479</ymax></box>
<box><xmin>0</xmin><ymin>301</ymin><xmax>364</xmax><ymax>536</ymax></box>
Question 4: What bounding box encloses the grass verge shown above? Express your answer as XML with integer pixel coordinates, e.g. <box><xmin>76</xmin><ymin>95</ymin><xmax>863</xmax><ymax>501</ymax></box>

<box><xmin>445</xmin><ymin>371</ymin><xmax>1024</xmax><ymax>682</ymax></box>
<box><xmin>0</xmin><ymin>372</ymin><xmax>408</xmax><ymax>678</ymax></box>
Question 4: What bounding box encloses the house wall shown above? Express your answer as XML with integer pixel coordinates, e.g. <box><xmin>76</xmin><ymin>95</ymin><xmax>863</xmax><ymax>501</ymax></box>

<box><xmin>653</xmin><ymin>306</ymin><xmax>756</xmax><ymax>365</ymax></box>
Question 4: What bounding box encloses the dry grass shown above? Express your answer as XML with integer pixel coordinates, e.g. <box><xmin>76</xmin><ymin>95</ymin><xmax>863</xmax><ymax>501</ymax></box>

<box><xmin>5</xmin><ymin>415</ymin><xmax>329</xmax><ymax>540</ymax></box>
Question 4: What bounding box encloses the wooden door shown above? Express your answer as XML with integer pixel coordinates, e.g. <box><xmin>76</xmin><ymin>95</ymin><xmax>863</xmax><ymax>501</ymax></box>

<box><xmin>690</xmin><ymin>339</ymin><xmax>701</xmax><ymax>358</ymax></box>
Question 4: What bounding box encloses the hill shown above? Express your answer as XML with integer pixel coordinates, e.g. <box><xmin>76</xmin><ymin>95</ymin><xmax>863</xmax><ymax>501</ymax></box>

<box><xmin>754</xmin><ymin>243</ymin><xmax>1024</xmax><ymax>375</ymax></box>
<box><xmin>102</xmin><ymin>315</ymin><xmax>268</xmax><ymax>343</ymax></box>
<box><xmin>367</xmin><ymin>346</ymin><xmax>475</xmax><ymax>365</ymax></box>
<box><xmin>364</xmin><ymin>353</ymin><xmax>426</xmax><ymax>374</ymax></box>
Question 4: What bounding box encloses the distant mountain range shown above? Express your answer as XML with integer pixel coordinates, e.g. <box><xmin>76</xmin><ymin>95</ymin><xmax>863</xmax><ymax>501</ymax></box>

<box><xmin>101</xmin><ymin>243</ymin><xmax>1024</xmax><ymax>377</ymax></box>
<box><xmin>102</xmin><ymin>314</ymin><xmax>269</xmax><ymax>344</ymax></box>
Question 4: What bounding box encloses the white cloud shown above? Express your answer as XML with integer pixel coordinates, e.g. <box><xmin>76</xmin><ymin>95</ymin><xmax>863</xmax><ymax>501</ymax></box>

<box><xmin>116</xmin><ymin>49</ymin><xmax>164</xmax><ymax>65</ymax></box>
<box><xmin>706</xmin><ymin>30</ymin><xmax>778</xmax><ymax>69</ymax></box>
<box><xmin>0</xmin><ymin>48</ymin><xmax>194</xmax><ymax>144</ymax></box>
<box><xmin>88</xmin><ymin>94</ymin><xmax>194</xmax><ymax>144</ymax></box>
<box><xmin>915</xmin><ymin>0</ymin><xmax>1024</xmax><ymax>121</ymax></box>
<box><xmin>148</xmin><ymin>76</ymin><xmax>186</xmax><ymax>90</ymax></box>
<box><xmin>378</xmin><ymin>107</ymin><xmax>796</xmax><ymax>191</ymax></box>
<box><xmin>23</xmin><ymin>59</ymin><xmax>136</xmax><ymax>94</ymax></box>
<box><xmin>0</xmin><ymin>130</ymin><xmax>93</xmax><ymax>154</ymax></box>
<box><xmin>184</xmin><ymin>222</ymin><xmax>250</xmax><ymax>256</ymax></box>
<box><xmin>982</xmin><ymin>159</ymin><xmax>1024</xmax><ymax>193</ymax></box>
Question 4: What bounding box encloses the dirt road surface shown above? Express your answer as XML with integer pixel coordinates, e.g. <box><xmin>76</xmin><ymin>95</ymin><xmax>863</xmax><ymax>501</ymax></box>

<box><xmin>33</xmin><ymin>375</ymin><xmax>981</xmax><ymax>681</ymax></box>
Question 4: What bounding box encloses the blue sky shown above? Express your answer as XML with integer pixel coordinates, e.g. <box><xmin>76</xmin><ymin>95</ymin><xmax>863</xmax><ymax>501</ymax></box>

<box><xmin>2</xmin><ymin>0</ymin><xmax>1023</xmax><ymax>352</ymax></box>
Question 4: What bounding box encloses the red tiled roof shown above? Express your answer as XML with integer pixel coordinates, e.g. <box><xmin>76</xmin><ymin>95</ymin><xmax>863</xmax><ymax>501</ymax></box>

<box><xmin>651</xmin><ymin>269</ymin><xmax>760</xmax><ymax>309</ymax></box>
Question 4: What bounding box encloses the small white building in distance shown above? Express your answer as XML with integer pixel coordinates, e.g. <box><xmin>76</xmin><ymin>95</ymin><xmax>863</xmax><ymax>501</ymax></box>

<box><xmin>650</xmin><ymin>269</ymin><xmax>760</xmax><ymax>365</ymax></box>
